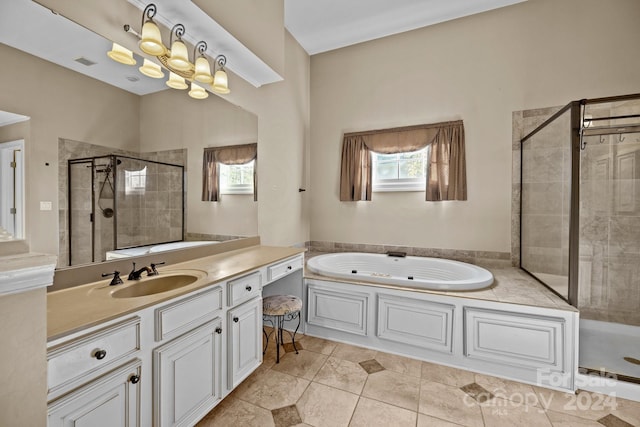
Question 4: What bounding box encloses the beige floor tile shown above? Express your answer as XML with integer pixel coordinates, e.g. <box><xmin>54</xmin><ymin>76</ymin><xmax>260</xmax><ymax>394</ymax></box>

<box><xmin>331</xmin><ymin>343</ymin><xmax>377</xmax><ymax>364</ymax></box>
<box><xmin>271</xmin><ymin>349</ymin><xmax>328</xmax><ymax>380</ymax></box>
<box><xmin>474</xmin><ymin>373</ymin><xmax>539</xmax><ymax>406</ymax></box>
<box><xmin>349</xmin><ymin>397</ymin><xmax>417</xmax><ymax>427</ymax></box>
<box><xmin>195</xmin><ymin>396</ymin><xmax>275</xmax><ymax>427</ymax></box>
<box><xmin>480</xmin><ymin>397</ymin><xmax>551</xmax><ymax>427</ymax></box>
<box><xmin>611</xmin><ymin>395</ymin><xmax>640</xmax><ymax>426</ymax></box>
<box><xmin>416</xmin><ymin>414</ymin><xmax>466</xmax><ymax>426</ymax></box>
<box><xmin>313</xmin><ymin>356</ymin><xmax>368</xmax><ymax>394</ymax></box>
<box><xmin>233</xmin><ymin>369</ymin><xmax>310</xmax><ymax>410</ymax></box>
<box><xmin>419</xmin><ymin>380</ymin><xmax>483</xmax><ymax>427</ymax></box>
<box><xmin>362</xmin><ymin>370</ymin><xmax>421</xmax><ymax>411</ymax></box>
<box><xmin>300</xmin><ymin>335</ymin><xmax>337</xmax><ymax>355</ymax></box>
<box><xmin>296</xmin><ymin>382</ymin><xmax>359</xmax><ymax>427</ymax></box>
<box><xmin>546</xmin><ymin>410</ymin><xmax>604</xmax><ymax>426</ymax></box>
<box><xmin>374</xmin><ymin>352</ymin><xmax>422</xmax><ymax>377</ymax></box>
<box><xmin>533</xmin><ymin>387</ymin><xmax>613</xmax><ymax>421</ymax></box>
<box><xmin>421</xmin><ymin>361</ymin><xmax>476</xmax><ymax>388</ymax></box>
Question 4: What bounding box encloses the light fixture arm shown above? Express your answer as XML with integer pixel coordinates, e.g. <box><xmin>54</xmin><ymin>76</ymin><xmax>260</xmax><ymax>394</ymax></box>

<box><xmin>194</xmin><ymin>41</ymin><xmax>207</xmax><ymax>58</ymax></box>
<box><xmin>170</xmin><ymin>23</ymin><xmax>185</xmax><ymax>46</ymax></box>
<box><xmin>141</xmin><ymin>3</ymin><xmax>157</xmax><ymax>30</ymax></box>
<box><xmin>215</xmin><ymin>55</ymin><xmax>227</xmax><ymax>70</ymax></box>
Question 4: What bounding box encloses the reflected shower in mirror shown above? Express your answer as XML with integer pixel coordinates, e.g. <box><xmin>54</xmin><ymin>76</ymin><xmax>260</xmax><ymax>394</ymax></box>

<box><xmin>0</xmin><ymin>0</ymin><xmax>258</xmax><ymax>266</ymax></box>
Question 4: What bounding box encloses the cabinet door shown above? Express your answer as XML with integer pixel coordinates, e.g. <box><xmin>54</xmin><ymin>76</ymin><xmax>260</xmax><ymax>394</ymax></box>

<box><xmin>153</xmin><ymin>318</ymin><xmax>222</xmax><ymax>427</ymax></box>
<box><xmin>48</xmin><ymin>359</ymin><xmax>141</xmax><ymax>427</ymax></box>
<box><xmin>228</xmin><ymin>297</ymin><xmax>262</xmax><ymax>390</ymax></box>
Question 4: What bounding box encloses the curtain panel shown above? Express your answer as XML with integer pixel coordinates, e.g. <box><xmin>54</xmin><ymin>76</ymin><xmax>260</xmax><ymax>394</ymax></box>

<box><xmin>201</xmin><ymin>143</ymin><xmax>258</xmax><ymax>202</ymax></box>
<box><xmin>339</xmin><ymin>121</ymin><xmax>466</xmax><ymax>201</ymax></box>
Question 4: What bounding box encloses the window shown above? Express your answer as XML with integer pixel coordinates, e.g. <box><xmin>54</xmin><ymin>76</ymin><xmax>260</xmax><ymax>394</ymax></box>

<box><xmin>124</xmin><ymin>166</ymin><xmax>147</xmax><ymax>195</ymax></box>
<box><xmin>219</xmin><ymin>160</ymin><xmax>254</xmax><ymax>194</ymax></box>
<box><xmin>372</xmin><ymin>146</ymin><xmax>430</xmax><ymax>192</ymax></box>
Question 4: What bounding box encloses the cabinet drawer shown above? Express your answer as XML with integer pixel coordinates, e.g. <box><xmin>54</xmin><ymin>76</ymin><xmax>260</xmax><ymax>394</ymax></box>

<box><xmin>227</xmin><ymin>271</ymin><xmax>262</xmax><ymax>307</ymax></box>
<box><xmin>48</xmin><ymin>316</ymin><xmax>140</xmax><ymax>399</ymax></box>
<box><xmin>268</xmin><ymin>255</ymin><xmax>304</xmax><ymax>282</ymax></box>
<box><xmin>155</xmin><ymin>286</ymin><xmax>223</xmax><ymax>342</ymax></box>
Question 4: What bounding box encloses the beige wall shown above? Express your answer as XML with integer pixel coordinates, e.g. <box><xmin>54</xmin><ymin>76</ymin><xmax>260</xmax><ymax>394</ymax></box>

<box><xmin>0</xmin><ymin>288</ymin><xmax>48</xmax><ymax>426</ymax></box>
<box><xmin>0</xmin><ymin>44</ymin><xmax>140</xmax><ymax>255</ymax></box>
<box><xmin>140</xmin><ymin>90</ymin><xmax>259</xmax><ymax>237</ymax></box>
<box><xmin>193</xmin><ymin>0</ymin><xmax>285</xmax><ymax>77</ymax></box>
<box><xmin>309</xmin><ymin>0</ymin><xmax>640</xmax><ymax>253</ymax></box>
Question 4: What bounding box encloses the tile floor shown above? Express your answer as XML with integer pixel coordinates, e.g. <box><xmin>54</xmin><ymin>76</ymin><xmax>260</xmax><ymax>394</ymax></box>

<box><xmin>197</xmin><ymin>332</ymin><xmax>640</xmax><ymax>427</ymax></box>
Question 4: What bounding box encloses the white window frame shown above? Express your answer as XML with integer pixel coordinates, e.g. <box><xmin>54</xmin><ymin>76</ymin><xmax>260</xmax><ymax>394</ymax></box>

<box><xmin>372</xmin><ymin>146</ymin><xmax>430</xmax><ymax>192</ymax></box>
<box><xmin>219</xmin><ymin>160</ymin><xmax>254</xmax><ymax>195</ymax></box>
<box><xmin>124</xmin><ymin>165</ymin><xmax>147</xmax><ymax>195</ymax></box>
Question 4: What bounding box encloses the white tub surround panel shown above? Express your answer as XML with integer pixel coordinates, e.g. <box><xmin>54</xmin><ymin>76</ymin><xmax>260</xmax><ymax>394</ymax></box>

<box><xmin>305</xmin><ymin>278</ymin><xmax>578</xmax><ymax>392</ymax></box>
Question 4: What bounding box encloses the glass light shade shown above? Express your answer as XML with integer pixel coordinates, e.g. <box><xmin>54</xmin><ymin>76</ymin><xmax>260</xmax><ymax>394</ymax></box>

<box><xmin>168</xmin><ymin>40</ymin><xmax>190</xmax><ymax>71</ymax></box>
<box><xmin>188</xmin><ymin>83</ymin><xmax>209</xmax><ymax>99</ymax></box>
<box><xmin>139</xmin><ymin>59</ymin><xmax>164</xmax><ymax>79</ymax></box>
<box><xmin>166</xmin><ymin>72</ymin><xmax>188</xmax><ymax>90</ymax></box>
<box><xmin>211</xmin><ymin>69</ymin><xmax>230</xmax><ymax>94</ymax></box>
<box><xmin>107</xmin><ymin>43</ymin><xmax>136</xmax><ymax>65</ymax></box>
<box><xmin>193</xmin><ymin>56</ymin><xmax>213</xmax><ymax>84</ymax></box>
<box><xmin>139</xmin><ymin>21</ymin><xmax>165</xmax><ymax>56</ymax></box>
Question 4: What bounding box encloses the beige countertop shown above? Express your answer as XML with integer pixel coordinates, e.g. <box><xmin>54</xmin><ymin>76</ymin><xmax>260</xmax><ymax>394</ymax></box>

<box><xmin>47</xmin><ymin>245</ymin><xmax>305</xmax><ymax>342</ymax></box>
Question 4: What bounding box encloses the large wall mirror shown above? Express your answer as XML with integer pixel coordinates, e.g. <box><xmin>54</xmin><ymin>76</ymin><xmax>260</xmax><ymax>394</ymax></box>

<box><xmin>0</xmin><ymin>0</ymin><xmax>258</xmax><ymax>267</ymax></box>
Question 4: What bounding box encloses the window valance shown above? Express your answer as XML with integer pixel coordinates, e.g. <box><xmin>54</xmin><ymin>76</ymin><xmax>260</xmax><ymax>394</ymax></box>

<box><xmin>339</xmin><ymin>120</ymin><xmax>466</xmax><ymax>201</ymax></box>
<box><xmin>202</xmin><ymin>143</ymin><xmax>257</xmax><ymax>202</ymax></box>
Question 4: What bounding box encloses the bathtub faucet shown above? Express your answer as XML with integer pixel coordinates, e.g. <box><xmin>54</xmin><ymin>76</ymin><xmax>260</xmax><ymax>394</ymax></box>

<box><xmin>387</xmin><ymin>251</ymin><xmax>407</xmax><ymax>258</ymax></box>
<box><xmin>128</xmin><ymin>262</ymin><xmax>152</xmax><ymax>280</ymax></box>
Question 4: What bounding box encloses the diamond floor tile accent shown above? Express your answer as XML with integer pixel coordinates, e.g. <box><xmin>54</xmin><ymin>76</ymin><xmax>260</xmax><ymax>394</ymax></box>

<box><xmin>359</xmin><ymin>359</ymin><xmax>385</xmax><ymax>374</ymax></box>
<box><xmin>283</xmin><ymin>342</ymin><xmax>302</xmax><ymax>353</ymax></box>
<box><xmin>598</xmin><ymin>413</ymin><xmax>635</xmax><ymax>427</ymax></box>
<box><xmin>460</xmin><ymin>382</ymin><xmax>495</xmax><ymax>403</ymax></box>
<box><xmin>272</xmin><ymin>404</ymin><xmax>302</xmax><ymax>427</ymax></box>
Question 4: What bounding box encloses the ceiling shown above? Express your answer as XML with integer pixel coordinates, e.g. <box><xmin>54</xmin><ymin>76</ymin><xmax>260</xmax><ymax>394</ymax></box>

<box><xmin>285</xmin><ymin>0</ymin><xmax>526</xmax><ymax>55</ymax></box>
<box><xmin>0</xmin><ymin>0</ymin><xmax>526</xmax><ymax>97</ymax></box>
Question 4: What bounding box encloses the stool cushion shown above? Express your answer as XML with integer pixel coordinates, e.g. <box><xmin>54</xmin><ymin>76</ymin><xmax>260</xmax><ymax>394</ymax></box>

<box><xmin>263</xmin><ymin>295</ymin><xmax>302</xmax><ymax>316</ymax></box>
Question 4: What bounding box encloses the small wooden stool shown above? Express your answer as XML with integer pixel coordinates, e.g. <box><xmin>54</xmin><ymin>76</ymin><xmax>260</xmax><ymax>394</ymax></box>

<box><xmin>262</xmin><ymin>295</ymin><xmax>302</xmax><ymax>363</ymax></box>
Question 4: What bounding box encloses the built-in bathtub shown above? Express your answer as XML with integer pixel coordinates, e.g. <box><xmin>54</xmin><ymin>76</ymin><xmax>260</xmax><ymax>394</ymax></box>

<box><xmin>306</xmin><ymin>252</ymin><xmax>494</xmax><ymax>291</ymax></box>
<box><xmin>105</xmin><ymin>241</ymin><xmax>219</xmax><ymax>260</ymax></box>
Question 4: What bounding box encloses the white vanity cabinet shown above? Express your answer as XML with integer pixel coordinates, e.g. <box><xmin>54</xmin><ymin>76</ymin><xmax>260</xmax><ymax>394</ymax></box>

<box><xmin>227</xmin><ymin>297</ymin><xmax>262</xmax><ymax>389</ymax></box>
<box><xmin>153</xmin><ymin>318</ymin><xmax>222</xmax><ymax>427</ymax></box>
<box><xmin>47</xmin><ymin>359</ymin><xmax>142</xmax><ymax>427</ymax></box>
<box><xmin>47</xmin><ymin>250</ymin><xmax>305</xmax><ymax>426</ymax></box>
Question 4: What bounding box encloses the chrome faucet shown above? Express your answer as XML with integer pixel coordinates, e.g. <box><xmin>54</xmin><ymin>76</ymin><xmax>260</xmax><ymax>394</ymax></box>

<box><xmin>128</xmin><ymin>262</ymin><xmax>151</xmax><ymax>280</ymax></box>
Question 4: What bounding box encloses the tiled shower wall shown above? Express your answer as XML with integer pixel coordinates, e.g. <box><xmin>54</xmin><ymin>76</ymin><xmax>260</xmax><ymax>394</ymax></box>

<box><xmin>58</xmin><ymin>139</ymin><xmax>186</xmax><ymax>267</ymax></box>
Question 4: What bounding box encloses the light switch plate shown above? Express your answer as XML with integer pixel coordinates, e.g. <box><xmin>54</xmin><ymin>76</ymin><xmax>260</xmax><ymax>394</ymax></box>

<box><xmin>40</xmin><ymin>201</ymin><xmax>52</xmax><ymax>211</ymax></box>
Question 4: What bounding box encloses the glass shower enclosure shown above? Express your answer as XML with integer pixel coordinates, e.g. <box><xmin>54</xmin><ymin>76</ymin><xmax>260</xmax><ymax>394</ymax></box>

<box><xmin>520</xmin><ymin>93</ymin><xmax>640</xmax><ymax>384</ymax></box>
<box><xmin>67</xmin><ymin>154</ymin><xmax>184</xmax><ymax>266</ymax></box>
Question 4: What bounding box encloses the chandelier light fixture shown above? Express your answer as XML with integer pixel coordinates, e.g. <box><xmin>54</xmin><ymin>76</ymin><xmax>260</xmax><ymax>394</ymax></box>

<box><xmin>109</xmin><ymin>3</ymin><xmax>231</xmax><ymax>99</ymax></box>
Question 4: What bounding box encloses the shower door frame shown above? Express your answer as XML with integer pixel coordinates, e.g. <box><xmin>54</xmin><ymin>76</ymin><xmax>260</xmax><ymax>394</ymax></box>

<box><xmin>520</xmin><ymin>93</ymin><xmax>640</xmax><ymax>308</ymax></box>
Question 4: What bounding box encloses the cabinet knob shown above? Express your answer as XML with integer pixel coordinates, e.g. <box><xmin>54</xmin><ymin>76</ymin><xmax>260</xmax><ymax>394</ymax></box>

<box><xmin>287</xmin><ymin>265</ymin><xmax>292</xmax><ymax>270</ymax></box>
<box><xmin>215</xmin><ymin>327</ymin><xmax>223</xmax><ymax>334</ymax></box>
<box><xmin>245</xmin><ymin>285</ymin><xmax>252</xmax><ymax>292</ymax></box>
<box><xmin>93</xmin><ymin>349</ymin><xmax>107</xmax><ymax>360</ymax></box>
<box><xmin>129</xmin><ymin>374</ymin><xmax>140</xmax><ymax>384</ymax></box>
<box><xmin>233</xmin><ymin>317</ymin><xmax>239</xmax><ymax>323</ymax></box>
